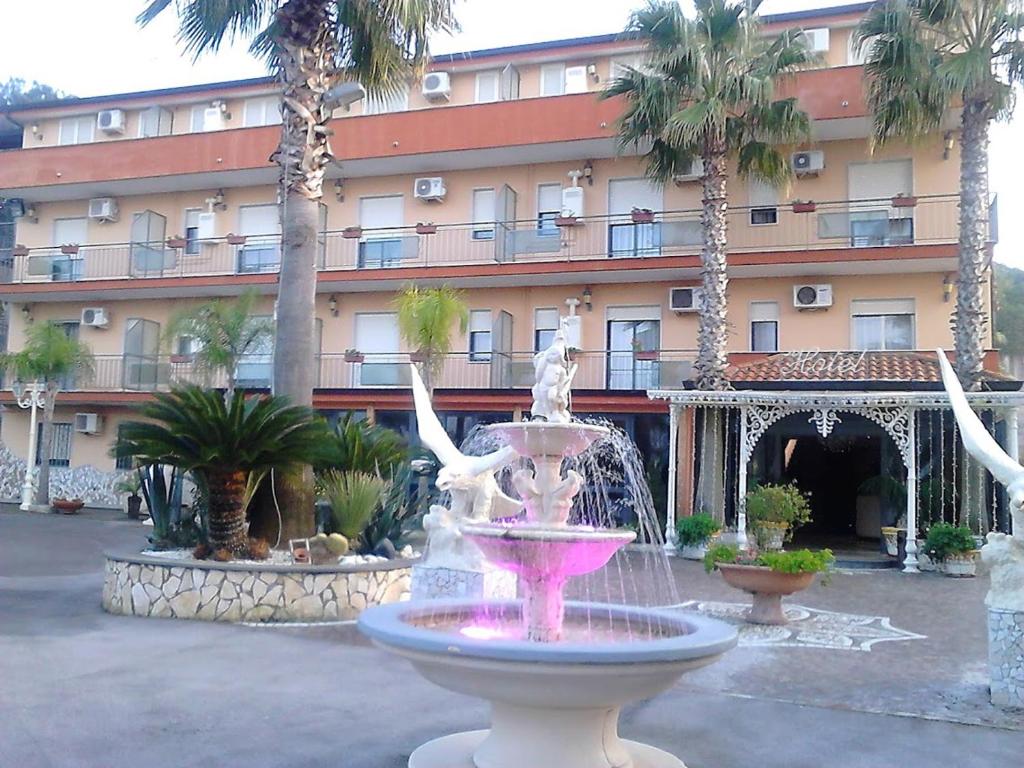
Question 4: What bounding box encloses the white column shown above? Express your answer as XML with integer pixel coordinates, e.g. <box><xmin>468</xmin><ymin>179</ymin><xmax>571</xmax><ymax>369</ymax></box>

<box><xmin>1003</xmin><ymin>407</ymin><xmax>1019</xmax><ymax>532</ymax></box>
<box><xmin>736</xmin><ymin>408</ymin><xmax>749</xmax><ymax>549</ymax></box>
<box><xmin>663</xmin><ymin>403</ymin><xmax>679</xmax><ymax>552</ymax></box>
<box><xmin>20</xmin><ymin>395</ymin><xmax>39</xmax><ymax>512</ymax></box>
<box><xmin>903</xmin><ymin>410</ymin><xmax>919</xmax><ymax>573</ymax></box>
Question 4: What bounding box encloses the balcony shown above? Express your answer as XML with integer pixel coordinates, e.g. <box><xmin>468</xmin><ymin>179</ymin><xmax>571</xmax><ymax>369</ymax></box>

<box><xmin>0</xmin><ymin>195</ymin><xmax>966</xmax><ymax>291</ymax></box>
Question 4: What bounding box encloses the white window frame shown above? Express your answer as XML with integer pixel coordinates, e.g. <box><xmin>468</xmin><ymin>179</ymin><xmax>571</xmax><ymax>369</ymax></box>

<box><xmin>749</xmin><ymin>301</ymin><xmax>780</xmax><ymax>352</ymax></box>
<box><xmin>243</xmin><ymin>95</ymin><xmax>282</xmax><ymax>127</ymax></box>
<box><xmin>471</xmin><ymin>188</ymin><xmax>495</xmax><ymax>240</ymax></box>
<box><xmin>534</xmin><ymin>308</ymin><xmax>560</xmax><ymax>352</ymax></box>
<box><xmin>850</xmin><ymin>298</ymin><xmax>916</xmax><ymax>351</ymax></box>
<box><xmin>475</xmin><ymin>71</ymin><xmax>500</xmax><ymax>104</ymax></box>
<box><xmin>137</xmin><ymin>106</ymin><xmax>172</xmax><ymax>138</ymax></box>
<box><xmin>540</xmin><ymin>63</ymin><xmax>566</xmax><ymax>97</ymax></box>
<box><xmin>468</xmin><ymin>309</ymin><xmax>492</xmax><ymax>363</ymax></box>
<box><xmin>536</xmin><ymin>183</ymin><xmax>562</xmax><ymax>235</ymax></box>
<box><xmin>183</xmin><ymin>208</ymin><xmax>203</xmax><ymax>256</ymax></box>
<box><xmin>58</xmin><ymin>115</ymin><xmax>95</xmax><ymax>146</ymax></box>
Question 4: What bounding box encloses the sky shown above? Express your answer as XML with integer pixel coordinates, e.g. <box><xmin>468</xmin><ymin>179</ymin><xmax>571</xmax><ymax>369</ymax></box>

<box><xmin>1</xmin><ymin>0</ymin><xmax>1020</xmax><ymax>267</ymax></box>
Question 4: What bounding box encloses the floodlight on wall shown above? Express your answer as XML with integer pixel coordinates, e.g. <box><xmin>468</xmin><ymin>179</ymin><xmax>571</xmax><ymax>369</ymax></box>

<box><xmin>943</xmin><ymin>131</ymin><xmax>956</xmax><ymax>160</ymax></box>
<box><xmin>943</xmin><ymin>274</ymin><xmax>955</xmax><ymax>303</ymax></box>
<box><xmin>325</xmin><ymin>82</ymin><xmax>366</xmax><ymax>109</ymax></box>
<box><xmin>582</xmin><ymin>286</ymin><xmax>593</xmax><ymax>311</ymax></box>
<box><xmin>583</xmin><ymin>160</ymin><xmax>594</xmax><ymax>186</ymax></box>
<box><xmin>328</xmin><ymin>294</ymin><xmax>339</xmax><ymax>317</ymax></box>
<box><xmin>334</xmin><ymin>178</ymin><xmax>346</xmax><ymax>202</ymax></box>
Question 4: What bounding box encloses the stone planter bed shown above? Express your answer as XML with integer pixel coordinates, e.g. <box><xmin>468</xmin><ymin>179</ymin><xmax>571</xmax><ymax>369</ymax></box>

<box><xmin>102</xmin><ymin>550</ymin><xmax>415</xmax><ymax>623</ymax></box>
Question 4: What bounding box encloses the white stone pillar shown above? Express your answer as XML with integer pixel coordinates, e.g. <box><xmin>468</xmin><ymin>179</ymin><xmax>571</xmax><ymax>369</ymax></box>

<box><xmin>664</xmin><ymin>403</ymin><xmax>679</xmax><ymax>552</ymax></box>
<box><xmin>1004</xmin><ymin>408</ymin><xmax>1020</xmax><ymax>531</ymax></box>
<box><xmin>903</xmin><ymin>410</ymin><xmax>920</xmax><ymax>573</ymax></box>
<box><xmin>736</xmin><ymin>408</ymin><xmax>749</xmax><ymax>549</ymax></box>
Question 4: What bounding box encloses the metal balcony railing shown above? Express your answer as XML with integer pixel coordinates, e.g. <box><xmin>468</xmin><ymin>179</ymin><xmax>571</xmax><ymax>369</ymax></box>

<box><xmin>0</xmin><ymin>195</ymin><xmax>968</xmax><ymax>285</ymax></box>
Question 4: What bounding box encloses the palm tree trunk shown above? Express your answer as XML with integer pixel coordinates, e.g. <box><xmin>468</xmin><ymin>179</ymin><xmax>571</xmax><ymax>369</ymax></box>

<box><xmin>34</xmin><ymin>387</ymin><xmax>57</xmax><ymax>507</ymax></box>
<box><xmin>270</xmin><ymin>0</ymin><xmax>337</xmax><ymax>542</ymax></box>
<box><xmin>694</xmin><ymin>145</ymin><xmax>730</xmax><ymax>391</ymax></box>
<box><xmin>954</xmin><ymin>100</ymin><xmax>991</xmax><ymax>391</ymax></box>
<box><xmin>206</xmin><ymin>468</ymin><xmax>250</xmax><ymax>554</ymax></box>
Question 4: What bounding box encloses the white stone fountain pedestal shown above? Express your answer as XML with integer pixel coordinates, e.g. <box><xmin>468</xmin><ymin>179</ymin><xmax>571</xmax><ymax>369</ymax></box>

<box><xmin>411</xmin><ymin>563</ymin><xmax>517</xmax><ymax>601</ymax></box>
<box><xmin>988</xmin><ymin>607</ymin><xmax>1024</xmax><ymax>708</ymax></box>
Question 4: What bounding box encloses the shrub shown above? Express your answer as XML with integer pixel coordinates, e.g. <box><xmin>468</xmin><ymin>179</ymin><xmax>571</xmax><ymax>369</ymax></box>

<box><xmin>745</xmin><ymin>483</ymin><xmax>812</xmax><ymax>539</ymax></box>
<box><xmin>704</xmin><ymin>543</ymin><xmax>833</xmax><ymax>576</ymax></box>
<box><xmin>923</xmin><ymin>523</ymin><xmax>976</xmax><ymax>561</ymax></box>
<box><xmin>316</xmin><ymin>413</ymin><xmax>408</xmax><ymax>483</ymax></box>
<box><xmin>322</xmin><ymin>470</ymin><xmax>386</xmax><ymax>543</ymax></box>
<box><xmin>676</xmin><ymin>513</ymin><xmax>721</xmax><ymax>546</ymax></box>
<box><xmin>362</xmin><ymin>467</ymin><xmax>419</xmax><ymax>554</ymax></box>
<box><xmin>703</xmin><ymin>543</ymin><xmax>741</xmax><ymax>573</ymax></box>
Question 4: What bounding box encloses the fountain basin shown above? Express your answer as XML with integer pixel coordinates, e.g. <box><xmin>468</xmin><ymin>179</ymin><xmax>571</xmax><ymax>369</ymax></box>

<box><xmin>359</xmin><ymin>599</ymin><xmax>737</xmax><ymax>768</ymax></box>
<box><xmin>487</xmin><ymin>420</ymin><xmax>609</xmax><ymax>458</ymax></box>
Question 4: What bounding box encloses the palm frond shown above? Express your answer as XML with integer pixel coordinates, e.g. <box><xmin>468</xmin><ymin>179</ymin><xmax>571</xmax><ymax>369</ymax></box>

<box><xmin>0</xmin><ymin>321</ymin><xmax>94</xmax><ymax>387</ymax></box>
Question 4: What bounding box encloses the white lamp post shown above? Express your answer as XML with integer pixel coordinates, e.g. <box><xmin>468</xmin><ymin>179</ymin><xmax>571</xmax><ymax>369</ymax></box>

<box><xmin>12</xmin><ymin>380</ymin><xmax>45</xmax><ymax>511</ymax></box>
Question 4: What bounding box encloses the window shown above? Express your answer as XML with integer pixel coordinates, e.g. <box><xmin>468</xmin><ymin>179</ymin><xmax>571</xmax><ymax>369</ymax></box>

<box><xmin>749</xmin><ymin>301</ymin><xmax>779</xmax><ymax>352</ymax></box>
<box><xmin>475</xmin><ymin>71</ymin><xmax>500</xmax><ymax>103</ymax></box>
<box><xmin>190</xmin><ymin>104</ymin><xmax>224</xmax><ymax>132</ymax></box>
<box><xmin>175</xmin><ymin>334</ymin><xmax>199</xmax><ymax>357</ymax></box>
<box><xmin>184</xmin><ymin>209</ymin><xmax>202</xmax><ymax>255</ymax></box>
<box><xmin>610</xmin><ymin>55</ymin><xmax>644</xmax><ymax>80</ymax></box>
<box><xmin>365</xmin><ymin>85</ymin><xmax>409</xmax><ymax>115</ymax></box>
<box><xmin>58</xmin><ymin>116</ymin><xmax>94</xmax><ymax>146</ymax></box>
<box><xmin>138</xmin><ymin>106</ymin><xmax>172</xmax><ymax>138</ymax></box>
<box><xmin>607</xmin><ymin>307</ymin><xmax>661</xmax><ymax>390</ymax></box>
<box><xmin>359</xmin><ymin>195</ymin><xmax>406</xmax><ymax>268</ymax></box>
<box><xmin>608</xmin><ymin>178</ymin><xmax>663</xmax><ymax>257</ymax></box>
<box><xmin>468</xmin><ymin>310</ymin><xmax>492</xmax><ymax>362</ymax></box>
<box><xmin>51</xmin><ymin>218</ymin><xmax>87</xmax><ymax>281</ymax></box>
<box><xmin>243</xmin><ymin>96</ymin><xmax>282</xmax><ymax>127</ymax></box>
<box><xmin>236</xmin><ymin>316</ymin><xmax>274</xmax><ymax>388</ymax></box>
<box><xmin>851</xmin><ymin>299</ymin><xmax>915</xmax><ymax>351</ymax></box>
<box><xmin>130</xmin><ymin>210</ymin><xmax>168</xmax><ymax>275</ymax></box>
<box><xmin>534</xmin><ymin>308</ymin><xmax>560</xmax><ymax>352</ymax></box>
<box><xmin>354</xmin><ymin>313</ymin><xmax>402</xmax><ymax>386</ymax></box>
<box><xmin>540</xmin><ymin>64</ymin><xmax>566</xmax><ymax>96</ymax></box>
<box><xmin>748</xmin><ymin>178</ymin><xmax>778</xmax><ymax>226</ymax></box>
<box><xmin>472</xmin><ymin>188</ymin><xmax>495</xmax><ymax>240</ymax></box>
<box><xmin>123</xmin><ymin>318</ymin><xmax>162</xmax><ymax>390</ymax></box>
<box><xmin>537</xmin><ymin>183</ymin><xmax>562</xmax><ymax>235</ymax></box>
<box><xmin>36</xmin><ymin>422</ymin><xmax>72</xmax><ymax>467</ymax></box>
<box><xmin>848</xmin><ymin>160</ymin><xmax>914</xmax><ymax>246</ymax></box>
<box><xmin>847</xmin><ymin>32</ymin><xmax>875</xmax><ymax>65</ymax></box>
<box><xmin>237</xmin><ymin>204</ymin><xmax>281</xmax><ymax>273</ymax></box>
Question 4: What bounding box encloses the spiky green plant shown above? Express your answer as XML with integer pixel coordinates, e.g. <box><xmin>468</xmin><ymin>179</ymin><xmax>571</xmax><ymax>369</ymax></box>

<box><xmin>855</xmin><ymin>0</ymin><xmax>1024</xmax><ymax>389</ymax></box>
<box><xmin>317</xmin><ymin>413</ymin><xmax>407</xmax><ymax>480</ymax></box>
<box><xmin>115</xmin><ymin>385</ymin><xmax>329</xmax><ymax>556</ymax></box>
<box><xmin>0</xmin><ymin>321</ymin><xmax>94</xmax><ymax>506</ymax></box>
<box><xmin>604</xmin><ymin>0</ymin><xmax>813</xmax><ymax>390</ymax></box>
<box><xmin>321</xmin><ymin>470</ymin><xmax>386</xmax><ymax>544</ymax></box>
<box><xmin>395</xmin><ymin>285</ymin><xmax>469</xmax><ymax>391</ymax></box>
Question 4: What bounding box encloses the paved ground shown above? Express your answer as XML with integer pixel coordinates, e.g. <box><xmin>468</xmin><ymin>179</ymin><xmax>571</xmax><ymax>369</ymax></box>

<box><xmin>1</xmin><ymin>508</ymin><xmax>1021</xmax><ymax>768</ymax></box>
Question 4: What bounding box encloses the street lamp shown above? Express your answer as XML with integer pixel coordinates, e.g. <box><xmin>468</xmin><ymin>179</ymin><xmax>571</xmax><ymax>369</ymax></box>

<box><xmin>12</xmin><ymin>380</ymin><xmax>45</xmax><ymax>511</ymax></box>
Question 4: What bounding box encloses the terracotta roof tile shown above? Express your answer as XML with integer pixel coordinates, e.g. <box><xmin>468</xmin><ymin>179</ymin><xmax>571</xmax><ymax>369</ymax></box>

<box><xmin>727</xmin><ymin>351</ymin><xmax>1010</xmax><ymax>384</ymax></box>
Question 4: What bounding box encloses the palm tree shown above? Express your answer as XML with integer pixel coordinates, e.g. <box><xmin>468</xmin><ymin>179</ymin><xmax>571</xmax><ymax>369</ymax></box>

<box><xmin>165</xmin><ymin>288</ymin><xmax>273</xmax><ymax>399</ymax></box>
<box><xmin>395</xmin><ymin>284</ymin><xmax>468</xmax><ymax>392</ymax></box>
<box><xmin>115</xmin><ymin>386</ymin><xmax>328</xmax><ymax>556</ymax></box>
<box><xmin>854</xmin><ymin>1</ymin><xmax>1024</xmax><ymax>390</ymax></box>
<box><xmin>138</xmin><ymin>0</ymin><xmax>457</xmax><ymax>538</ymax></box>
<box><xmin>1</xmin><ymin>321</ymin><xmax>94</xmax><ymax>506</ymax></box>
<box><xmin>604</xmin><ymin>0</ymin><xmax>812</xmax><ymax>390</ymax></box>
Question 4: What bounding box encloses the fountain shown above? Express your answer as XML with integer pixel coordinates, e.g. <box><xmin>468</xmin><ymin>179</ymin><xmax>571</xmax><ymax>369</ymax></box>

<box><xmin>359</xmin><ymin>329</ymin><xmax>737</xmax><ymax>768</ymax></box>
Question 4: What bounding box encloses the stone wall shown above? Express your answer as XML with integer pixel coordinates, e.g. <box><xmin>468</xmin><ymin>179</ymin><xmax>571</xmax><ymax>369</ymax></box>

<box><xmin>0</xmin><ymin>443</ymin><xmax>127</xmax><ymax>508</ymax></box>
<box><xmin>988</xmin><ymin>607</ymin><xmax>1024</xmax><ymax>709</ymax></box>
<box><xmin>102</xmin><ymin>552</ymin><xmax>412</xmax><ymax>623</ymax></box>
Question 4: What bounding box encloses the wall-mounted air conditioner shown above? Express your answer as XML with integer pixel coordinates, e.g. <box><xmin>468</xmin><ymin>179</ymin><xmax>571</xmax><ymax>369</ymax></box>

<box><xmin>670</xmin><ymin>286</ymin><xmax>703</xmax><ymax>313</ymax></box>
<box><xmin>81</xmin><ymin>307</ymin><xmax>110</xmax><ymax>328</ymax></box>
<box><xmin>74</xmin><ymin>412</ymin><xmax>103</xmax><ymax>434</ymax></box>
<box><xmin>791</xmin><ymin>150</ymin><xmax>825</xmax><ymax>177</ymax></box>
<box><xmin>422</xmin><ymin>72</ymin><xmax>451</xmax><ymax>102</ymax></box>
<box><xmin>97</xmin><ymin>109</ymin><xmax>125</xmax><ymax>135</ymax></box>
<box><xmin>793</xmin><ymin>283</ymin><xmax>833</xmax><ymax>309</ymax></box>
<box><xmin>88</xmin><ymin>197</ymin><xmax>119</xmax><ymax>222</ymax></box>
<box><xmin>197</xmin><ymin>212</ymin><xmax>217</xmax><ymax>242</ymax></box>
<box><xmin>561</xmin><ymin>187</ymin><xmax>584</xmax><ymax>218</ymax></box>
<box><xmin>414</xmin><ymin>177</ymin><xmax>447</xmax><ymax>201</ymax></box>
<box><xmin>672</xmin><ymin>158</ymin><xmax>705</xmax><ymax>184</ymax></box>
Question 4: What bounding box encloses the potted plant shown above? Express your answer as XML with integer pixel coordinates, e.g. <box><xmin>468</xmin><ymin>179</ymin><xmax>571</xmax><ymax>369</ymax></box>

<box><xmin>344</xmin><ymin>348</ymin><xmax>365</xmax><ymax>364</ymax></box>
<box><xmin>791</xmin><ymin>200</ymin><xmax>817</xmax><ymax>214</ymax></box>
<box><xmin>12</xmin><ymin>244</ymin><xmax>29</xmax><ymax>257</ymax></box>
<box><xmin>415</xmin><ymin>222</ymin><xmax>437</xmax><ymax>235</ymax></box>
<box><xmin>166</xmin><ymin>236</ymin><xmax>188</xmax><ymax>250</ymax></box>
<box><xmin>225</xmin><ymin>233</ymin><xmax>247</xmax><ymax>246</ymax></box>
<box><xmin>60</xmin><ymin>244</ymin><xmax>80</xmax><ymax>255</ymax></box>
<box><xmin>554</xmin><ymin>215</ymin><xmax>578</xmax><ymax>227</ymax></box>
<box><xmin>52</xmin><ymin>497</ymin><xmax>85</xmax><ymax>515</ymax></box>
<box><xmin>705</xmin><ymin>543</ymin><xmax>834</xmax><ymax>625</ymax></box>
<box><xmin>115</xmin><ymin>475</ymin><xmax>144</xmax><ymax>519</ymax></box>
<box><xmin>630</xmin><ymin>207</ymin><xmax>655</xmax><ymax>224</ymax></box>
<box><xmin>923</xmin><ymin>522</ymin><xmax>978</xmax><ymax>577</ymax></box>
<box><xmin>744</xmin><ymin>483</ymin><xmax>812</xmax><ymax>551</ymax></box>
<box><xmin>891</xmin><ymin>194</ymin><xmax>918</xmax><ymax>208</ymax></box>
<box><xmin>676</xmin><ymin>513</ymin><xmax>721</xmax><ymax>560</ymax></box>
<box><xmin>341</xmin><ymin>226</ymin><xmax>363</xmax><ymax>239</ymax></box>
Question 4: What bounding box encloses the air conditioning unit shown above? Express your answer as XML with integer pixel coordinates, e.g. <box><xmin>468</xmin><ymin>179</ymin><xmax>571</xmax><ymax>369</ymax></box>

<box><xmin>561</xmin><ymin>314</ymin><xmax>582</xmax><ymax>349</ymax></box>
<box><xmin>791</xmin><ymin>150</ymin><xmax>825</xmax><ymax>176</ymax></box>
<box><xmin>197</xmin><ymin>212</ymin><xmax>217</xmax><ymax>242</ymax></box>
<box><xmin>81</xmin><ymin>307</ymin><xmax>110</xmax><ymax>328</ymax></box>
<box><xmin>793</xmin><ymin>283</ymin><xmax>833</xmax><ymax>309</ymax></box>
<box><xmin>669</xmin><ymin>286</ymin><xmax>703</xmax><ymax>313</ymax></box>
<box><xmin>88</xmin><ymin>197</ymin><xmax>119</xmax><ymax>222</ymax></box>
<box><xmin>74</xmin><ymin>412</ymin><xmax>103</xmax><ymax>435</ymax></box>
<box><xmin>421</xmin><ymin>71</ymin><xmax>451</xmax><ymax>102</ymax></box>
<box><xmin>97</xmin><ymin>109</ymin><xmax>125</xmax><ymax>135</ymax></box>
<box><xmin>801</xmin><ymin>27</ymin><xmax>831</xmax><ymax>53</ymax></box>
<box><xmin>672</xmin><ymin>158</ymin><xmax>705</xmax><ymax>183</ymax></box>
<box><xmin>414</xmin><ymin>177</ymin><xmax>447</xmax><ymax>201</ymax></box>
<box><xmin>202</xmin><ymin>106</ymin><xmax>225</xmax><ymax>131</ymax></box>
<box><xmin>561</xmin><ymin>187</ymin><xmax>584</xmax><ymax>218</ymax></box>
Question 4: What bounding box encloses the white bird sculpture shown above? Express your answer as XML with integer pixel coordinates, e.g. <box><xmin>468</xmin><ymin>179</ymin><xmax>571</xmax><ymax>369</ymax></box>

<box><xmin>410</xmin><ymin>364</ymin><xmax>522</xmax><ymax>522</ymax></box>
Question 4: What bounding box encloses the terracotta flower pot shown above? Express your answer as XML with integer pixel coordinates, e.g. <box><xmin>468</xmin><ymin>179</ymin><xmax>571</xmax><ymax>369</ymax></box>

<box><xmin>633</xmin><ymin>350</ymin><xmax>659</xmax><ymax>361</ymax></box>
<box><xmin>225</xmin><ymin>234</ymin><xmax>247</xmax><ymax>246</ymax></box>
<box><xmin>12</xmin><ymin>245</ymin><xmax>29</xmax><ymax>257</ymax></box>
<box><xmin>166</xmin><ymin>237</ymin><xmax>188</xmax><ymax>249</ymax></box>
<box><xmin>415</xmin><ymin>223</ymin><xmax>437</xmax><ymax>235</ymax></box>
<box><xmin>554</xmin><ymin>215</ymin><xmax>578</xmax><ymax>227</ymax></box>
<box><xmin>343</xmin><ymin>351</ymin><xmax>365</xmax><ymax>363</ymax></box>
<box><xmin>891</xmin><ymin>195</ymin><xmax>918</xmax><ymax>208</ymax></box>
<box><xmin>60</xmin><ymin>244</ymin><xmax>80</xmax><ymax>255</ymax></box>
<box><xmin>717</xmin><ymin>563</ymin><xmax>816</xmax><ymax>625</ymax></box>
<box><xmin>52</xmin><ymin>498</ymin><xmax>85</xmax><ymax>515</ymax></box>
<box><xmin>791</xmin><ymin>201</ymin><xmax>817</xmax><ymax>214</ymax></box>
<box><xmin>341</xmin><ymin>226</ymin><xmax>363</xmax><ymax>239</ymax></box>
<box><xmin>630</xmin><ymin>209</ymin><xmax>655</xmax><ymax>224</ymax></box>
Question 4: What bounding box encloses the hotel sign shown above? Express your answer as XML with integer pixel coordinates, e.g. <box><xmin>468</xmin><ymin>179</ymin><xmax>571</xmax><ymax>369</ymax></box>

<box><xmin>776</xmin><ymin>349</ymin><xmax>868</xmax><ymax>379</ymax></box>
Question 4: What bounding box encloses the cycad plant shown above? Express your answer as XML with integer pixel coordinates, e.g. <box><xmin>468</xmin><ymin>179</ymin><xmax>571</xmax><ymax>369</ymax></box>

<box><xmin>855</xmin><ymin>0</ymin><xmax>1024</xmax><ymax>390</ymax></box>
<box><xmin>320</xmin><ymin>469</ymin><xmax>386</xmax><ymax>544</ymax></box>
<box><xmin>0</xmin><ymin>321</ymin><xmax>94</xmax><ymax>506</ymax></box>
<box><xmin>395</xmin><ymin>284</ymin><xmax>469</xmax><ymax>392</ymax></box>
<box><xmin>317</xmin><ymin>412</ymin><xmax>408</xmax><ymax>478</ymax></box>
<box><xmin>605</xmin><ymin>0</ymin><xmax>812</xmax><ymax>390</ymax></box>
<box><xmin>115</xmin><ymin>386</ymin><xmax>328</xmax><ymax>556</ymax></box>
<box><xmin>139</xmin><ymin>0</ymin><xmax>458</xmax><ymax>538</ymax></box>
<box><xmin>165</xmin><ymin>288</ymin><xmax>273</xmax><ymax>399</ymax></box>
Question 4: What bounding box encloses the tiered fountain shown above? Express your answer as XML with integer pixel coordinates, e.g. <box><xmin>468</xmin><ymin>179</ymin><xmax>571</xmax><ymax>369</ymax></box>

<box><xmin>359</xmin><ymin>330</ymin><xmax>737</xmax><ymax>768</ymax></box>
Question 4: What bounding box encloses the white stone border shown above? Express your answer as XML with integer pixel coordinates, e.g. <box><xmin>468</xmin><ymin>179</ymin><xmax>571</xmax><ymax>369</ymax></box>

<box><xmin>101</xmin><ymin>551</ymin><xmax>412</xmax><ymax>623</ymax></box>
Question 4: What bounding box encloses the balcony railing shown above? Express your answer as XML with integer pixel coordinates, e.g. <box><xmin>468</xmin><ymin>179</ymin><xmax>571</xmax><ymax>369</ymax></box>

<box><xmin>0</xmin><ymin>195</ymin><xmax>969</xmax><ymax>286</ymax></box>
<box><xmin>28</xmin><ymin>350</ymin><xmax>699</xmax><ymax>394</ymax></box>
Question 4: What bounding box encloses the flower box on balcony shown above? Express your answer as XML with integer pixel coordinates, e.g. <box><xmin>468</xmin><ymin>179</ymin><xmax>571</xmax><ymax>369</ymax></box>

<box><xmin>415</xmin><ymin>223</ymin><xmax>437</xmax><ymax>235</ymax></box>
<box><xmin>891</xmin><ymin>195</ymin><xmax>918</xmax><ymax>208</ymax></box>
<box><xmin>343</xmin><ymin>350</ymin><xmax>365</xmax><ymax>364</ymax></box>
<box><xmin>791</xmin><ymin>201</ymin><xmax>817</xmax><ymax>214</ymax></box>
<box><xmin>169</xmin><ymin>354</ymin><xmax>193</xmax><ymax>364</ymax></box>
<box><xmin>60</xmin><ymin>244</ymin><xmax>80</xmax><ymax>255</ymax></box>
<box><xmin>225</xmin><ymin>233</ymin><xmax>247</xmax><ymax>246</ymax></box>
<box><xmin>554</xmin><ymin>216</ymin><xmax>579</xmax><ymax>228</ymax></box>
<box><xmin>342</xmin><ymin>227</ymin><xmax>363</xmax><ymax>239</ymax></box>
<box><xmin>631</xmin><ymin>208</ymin><xmax>656</xmax><ymax>224</ymax></box>
<box><xmin>166</xmin><ymin>236</ymin><xmax>188</xmax><ymax>250</ymax></box>
<box><xmin>409</xmin><ymin>351</ymin><xmax>429</xmax><ymax>363</ymax></box>
<box><xmin>633</xmin><ymin>350</ymin><xmax>659</xmax><ymax>361</ymax></box>
<box><xmin>567</xmin><ymin>349</ymin><xmax>581</xmax><ymax>362</ymax></box>
<box><xmin>12</xmin><ymin>245</ymin><xmax>29</xmax><ymax>257</ymax></box>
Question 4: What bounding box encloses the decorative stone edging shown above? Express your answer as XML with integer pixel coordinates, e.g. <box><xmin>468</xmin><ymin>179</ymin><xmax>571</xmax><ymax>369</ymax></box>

<box><xmin>988</xmin><ymin>607</ymin><xmax>1024</xmax><ymax>709</ymax></box>
<box><xmin>102</xmin><ymin>551</ymin><xmax>413</xmax><ymax>623</ymax></box>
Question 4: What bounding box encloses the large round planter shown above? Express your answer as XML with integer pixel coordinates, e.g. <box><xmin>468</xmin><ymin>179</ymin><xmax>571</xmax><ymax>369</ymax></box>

<box><xmin>717</xmin><ymin>563</ymin><xmax>816</xmax><ymax>625</ymax></box>
<box><xmin>102</xmin><ymin>551</ymin><xmax>414</xmax><ymax>623</ymax></box>
<box><xmin>52</xmin><ymin>498</ymin><xmax>85</xmax><ymax>515</ymax></box>
<box><xmin>942</xmin><ymin>554</ymin><xmax>978</xmax><ymax>578</ymax></box>
<box><xmin>679</xmin><ymin>542</ymin><xmax>709</xmax><ymax>561</ymax></box>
